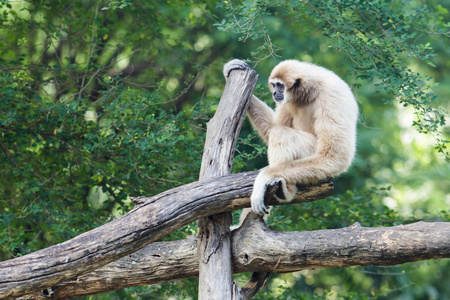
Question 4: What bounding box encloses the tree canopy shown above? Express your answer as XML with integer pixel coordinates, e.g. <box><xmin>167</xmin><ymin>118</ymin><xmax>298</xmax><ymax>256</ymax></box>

<box><xmin>1</xmin><ymin>0</ymin><xmax>449</xmax><ymax>299</ymax></box>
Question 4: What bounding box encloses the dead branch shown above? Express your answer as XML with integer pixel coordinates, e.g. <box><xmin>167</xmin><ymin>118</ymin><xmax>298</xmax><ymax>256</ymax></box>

<box><xmin>19</xmin><ymin>216</ymin><xmax>450</xmax><ymax>299</ymax></box>
<box><xmin>0</xmin><ymin>173</ymin><xmax>332</xmax><ymax>299</ymax></box>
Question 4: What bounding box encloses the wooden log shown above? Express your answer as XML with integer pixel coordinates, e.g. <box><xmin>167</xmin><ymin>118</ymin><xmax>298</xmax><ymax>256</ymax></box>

<box><xmin>197</xmin><ymin>63</ymin><xmax>258</xmax><ymax>299</ymax></box>
<box><xmin>231</xmin><ymin>215</ymin><xmax>450</xmax><ymax>272</ymax></box>
<box><xmin>19</xmin><ymin>219</ymin><xmax>450</xmax><ymax>299</ymax></box>
<box><xmin>0</xmin><ymin>171</ymin><xmax>333</xmax><ymax>299</ymax></box>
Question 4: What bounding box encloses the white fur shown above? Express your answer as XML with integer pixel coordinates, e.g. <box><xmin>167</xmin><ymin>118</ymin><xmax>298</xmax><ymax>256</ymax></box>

<box><xmin>250</xmin><ymin>169</ymin><xmax>272</xmax><ymax>215</ymax></box>
<box><xmin>224</xmin><ymin>59</ymin><xmax>358</xmax><ymax>219</ymax></box>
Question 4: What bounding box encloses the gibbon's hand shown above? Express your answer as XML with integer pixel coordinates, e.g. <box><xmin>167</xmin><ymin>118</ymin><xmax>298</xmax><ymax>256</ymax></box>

<box><xmin>251</xmin><ymin>170</ymin><xmax>286</xmax><ymax>215</ymax></box>
<box><xmin>223</xmin><ymin>59</ymin><xmax>249</xmax><ymax>79</ymax></box>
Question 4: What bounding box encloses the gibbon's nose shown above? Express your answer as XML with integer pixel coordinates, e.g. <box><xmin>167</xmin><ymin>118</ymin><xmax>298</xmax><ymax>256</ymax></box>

<box><xmin>273</xmin><ymin>91</ymin><xmax>284</xmax><ymax>102</ymax></box>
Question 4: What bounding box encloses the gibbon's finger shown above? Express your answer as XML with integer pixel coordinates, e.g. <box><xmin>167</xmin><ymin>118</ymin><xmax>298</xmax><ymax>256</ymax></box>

<box><xmin>252</xmin><ymin>200</ymin><xmax>268</xmax><ymax>215</ymax></box>
<box><xmin>225</xmin><ymin>63</ymin><xmax>247</xmax><ymax>77</ymax></box>
<box><xmin>223</xmin><ymin>59</ymin><xmax>249</xmax><ymax>78</ymax></box>
<box><xmin>251</xmin><ymin>169</ymin><xmax>272</xmax><ymax>215</ymax></box>
<box><xmin>251</xmin><ymin>193</ymin><xmax>269</xmax><ymax>215</ymax></box>
<box><xmin>251</xmin><ymin>194</ymin><xmax>262</xmax><ymax>215</ymax></box>
<box><xmin>228</xmin><ymin>59</ymin><xmax>249</xmax><ymax>70</ymax></box>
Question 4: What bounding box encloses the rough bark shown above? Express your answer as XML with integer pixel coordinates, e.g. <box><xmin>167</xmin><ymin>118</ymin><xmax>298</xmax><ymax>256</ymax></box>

<box><xmin>197</xmin><ymin>66</ymin><xmax>258</xmax><ymax>300</ymax></box>
<box><xmin>0</xmin><ymin>171</ymin><xmax>333</xmax><ymax>299</ymax></box>
<box><xmin>231</xmin><ymin>214</ymin><xmax>450</xmax><ymax>272</ymax></box>
<box><xmin>19</xmin><ymin>218</ymin><xmax>450</xmax><ymax>299</ymax></box>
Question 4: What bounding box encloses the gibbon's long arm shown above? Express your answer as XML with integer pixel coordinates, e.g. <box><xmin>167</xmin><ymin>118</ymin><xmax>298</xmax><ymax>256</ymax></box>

<box><xmin>266</xmin><ymin>125</ymin><xmax>317</xmax><ymax>166</ymax></box>
<box><xmin>223</xmin><ymin>59</ymin><xmax>275</xmax><ymax>142</ymax></box>
<box><xmin>247</xmin><ymin>96</ymin><xmax>275</xmax><ymax>143</ymax></box>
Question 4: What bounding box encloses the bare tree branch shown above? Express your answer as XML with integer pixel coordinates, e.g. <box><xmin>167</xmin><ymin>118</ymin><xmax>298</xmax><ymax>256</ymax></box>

<box><xmin>0</xmin><ymin>172</ymin><xmax>333</xmax><ymax>299</ymax></box>
<box><xmin>19</xmin><ymin>216</ymin><xmax>450</xmax><ymax>299</ymax></box>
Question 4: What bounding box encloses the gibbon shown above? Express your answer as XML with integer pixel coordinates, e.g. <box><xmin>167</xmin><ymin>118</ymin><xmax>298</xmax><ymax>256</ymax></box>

<box><xmin>223</xmin><ymin>59</ymin><xmax>358</xmax><ymax>217</ymax></box>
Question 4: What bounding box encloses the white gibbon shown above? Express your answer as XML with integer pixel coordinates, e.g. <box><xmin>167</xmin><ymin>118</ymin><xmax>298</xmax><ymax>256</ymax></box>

<box><xmin>223</xmin><ymin>59</ymin><xmax>358</xmax><ymax>218</ymax></box>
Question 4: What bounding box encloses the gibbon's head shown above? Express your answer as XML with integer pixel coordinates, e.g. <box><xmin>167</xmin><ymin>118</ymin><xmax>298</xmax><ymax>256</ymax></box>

<box><xmin>268</xmin><ymin>60</ymin><xmax>329</xmax><ymax>105</ymax></box>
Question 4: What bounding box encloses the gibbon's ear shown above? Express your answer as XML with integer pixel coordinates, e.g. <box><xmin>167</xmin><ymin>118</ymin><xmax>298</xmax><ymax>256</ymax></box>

<box><xmin>290</xmin><ymin>78</ymin><xmax>318</xmax><ymax>105</ymax></box>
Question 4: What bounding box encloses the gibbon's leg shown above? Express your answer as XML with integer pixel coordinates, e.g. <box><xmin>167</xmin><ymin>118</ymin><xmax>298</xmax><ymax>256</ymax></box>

<box><xmin>241</xmin><ymin>126</ymin><xmax>317</xmax><ymax>221</ymax></box>
<box><xmin>267</xmin><ymin>152</ymin><xmax>351</xmax><ymax>186</ymax></box>
<box><xmin>247</xmin><ymin>126</ymin><xmax>318</xmax><ymax>215</ymax></box>
<box><xmin>267</xmin><ymin>125</ymin><xmax>317</xmax><ymax>166</ymax></box>
<box><xmin>251</xmin><ymin>152</ymin><xmax>350</xmax><ymax>215</ymax></box>
<box><xmin>250</xmin><ymin>129</ymin><xmax>318</xmax><ymax>215</ymax></box>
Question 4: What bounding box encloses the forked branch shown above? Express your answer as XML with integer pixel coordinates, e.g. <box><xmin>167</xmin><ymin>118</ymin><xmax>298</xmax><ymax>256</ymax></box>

<box><xmin>0</xmin><ymin>172</ymin><xmax>333</xmax><ymax>299</ymax></box>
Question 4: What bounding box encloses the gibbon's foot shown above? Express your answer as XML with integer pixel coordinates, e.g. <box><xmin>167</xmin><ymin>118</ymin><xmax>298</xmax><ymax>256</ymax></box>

<box><xmin>223</xmin><ymin>59</ymin><xmax>249</xmax><ymax>78</ymax></box>
<box><xmin>272</xmin><ymin>178</ymin><xmax>286</xmax><ymax>200</ymax></box>
<box><xmin>251</xmin><ymin>171</ymin><xmax>287</xmax><ymax>215</ymax></box>
<box><xmin>272</xmin><ymin>177</ymin><xmax>296</xmax><ymax>202</ymax></box>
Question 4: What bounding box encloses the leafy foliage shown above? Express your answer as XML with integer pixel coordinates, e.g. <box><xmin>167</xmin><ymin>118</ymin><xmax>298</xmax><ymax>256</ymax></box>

<box><xmin>217</xmin><ymin>0</ymin><xmax>449</xmax><ymax>161</ymax></box>
<box><xmin>0</xmin><ymin>0</ymin><xmax>211</xmax><ymax>258</ymax></box>
<box><xmin>0</xmin><ymin>0</ymin><xmax>449</xmax><ymax>299</ymax></box>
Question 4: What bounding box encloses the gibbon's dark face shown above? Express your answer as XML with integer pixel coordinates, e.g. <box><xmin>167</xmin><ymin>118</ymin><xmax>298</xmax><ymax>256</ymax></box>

<box><xmin>269</xmin><ymin>79</ymin><xmax>285</xmax><ymax>102</ymax></box>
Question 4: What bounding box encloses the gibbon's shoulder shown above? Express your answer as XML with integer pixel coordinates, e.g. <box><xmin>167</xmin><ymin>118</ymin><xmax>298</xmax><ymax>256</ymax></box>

<box><xmin>269</xmin><ymin>60</ymin><xmax>343</xmax><ymax>88</ymax></box>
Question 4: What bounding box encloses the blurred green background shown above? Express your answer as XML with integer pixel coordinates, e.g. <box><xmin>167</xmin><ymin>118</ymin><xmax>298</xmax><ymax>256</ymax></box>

<box><xmin>0</xmin><ymin>0</ymin><xmax>449</xmax><ymax>299</ymax></box>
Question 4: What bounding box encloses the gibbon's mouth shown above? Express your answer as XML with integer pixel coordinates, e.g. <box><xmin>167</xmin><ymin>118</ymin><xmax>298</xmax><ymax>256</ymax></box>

<box><xmin>273</xmin><ymin>96</ymin><xmax>284</xmax><ymax>102</ymax></box>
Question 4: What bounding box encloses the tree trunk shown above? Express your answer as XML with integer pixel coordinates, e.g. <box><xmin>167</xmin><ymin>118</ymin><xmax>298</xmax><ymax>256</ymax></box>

<box><xmin>18</xmin><ymin>219</ymin><xmax>450</xmax><ymax>299</ymax></box>
<box><xmin>197</xmin><ymin>65</ymin><xmax>258</xmax><ymax>299</ymax></box>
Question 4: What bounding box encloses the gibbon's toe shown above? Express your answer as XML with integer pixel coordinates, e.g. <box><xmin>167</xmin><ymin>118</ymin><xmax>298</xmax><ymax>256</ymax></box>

<box><xmin>265</xmin><ymin>177</ymin><xmax>291</xmax><ymax>201</ymax></box>
<box><xmin>265</xmin><ymin>177</ymin><xmax>285</xmax><ymax>200</ymax></box>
